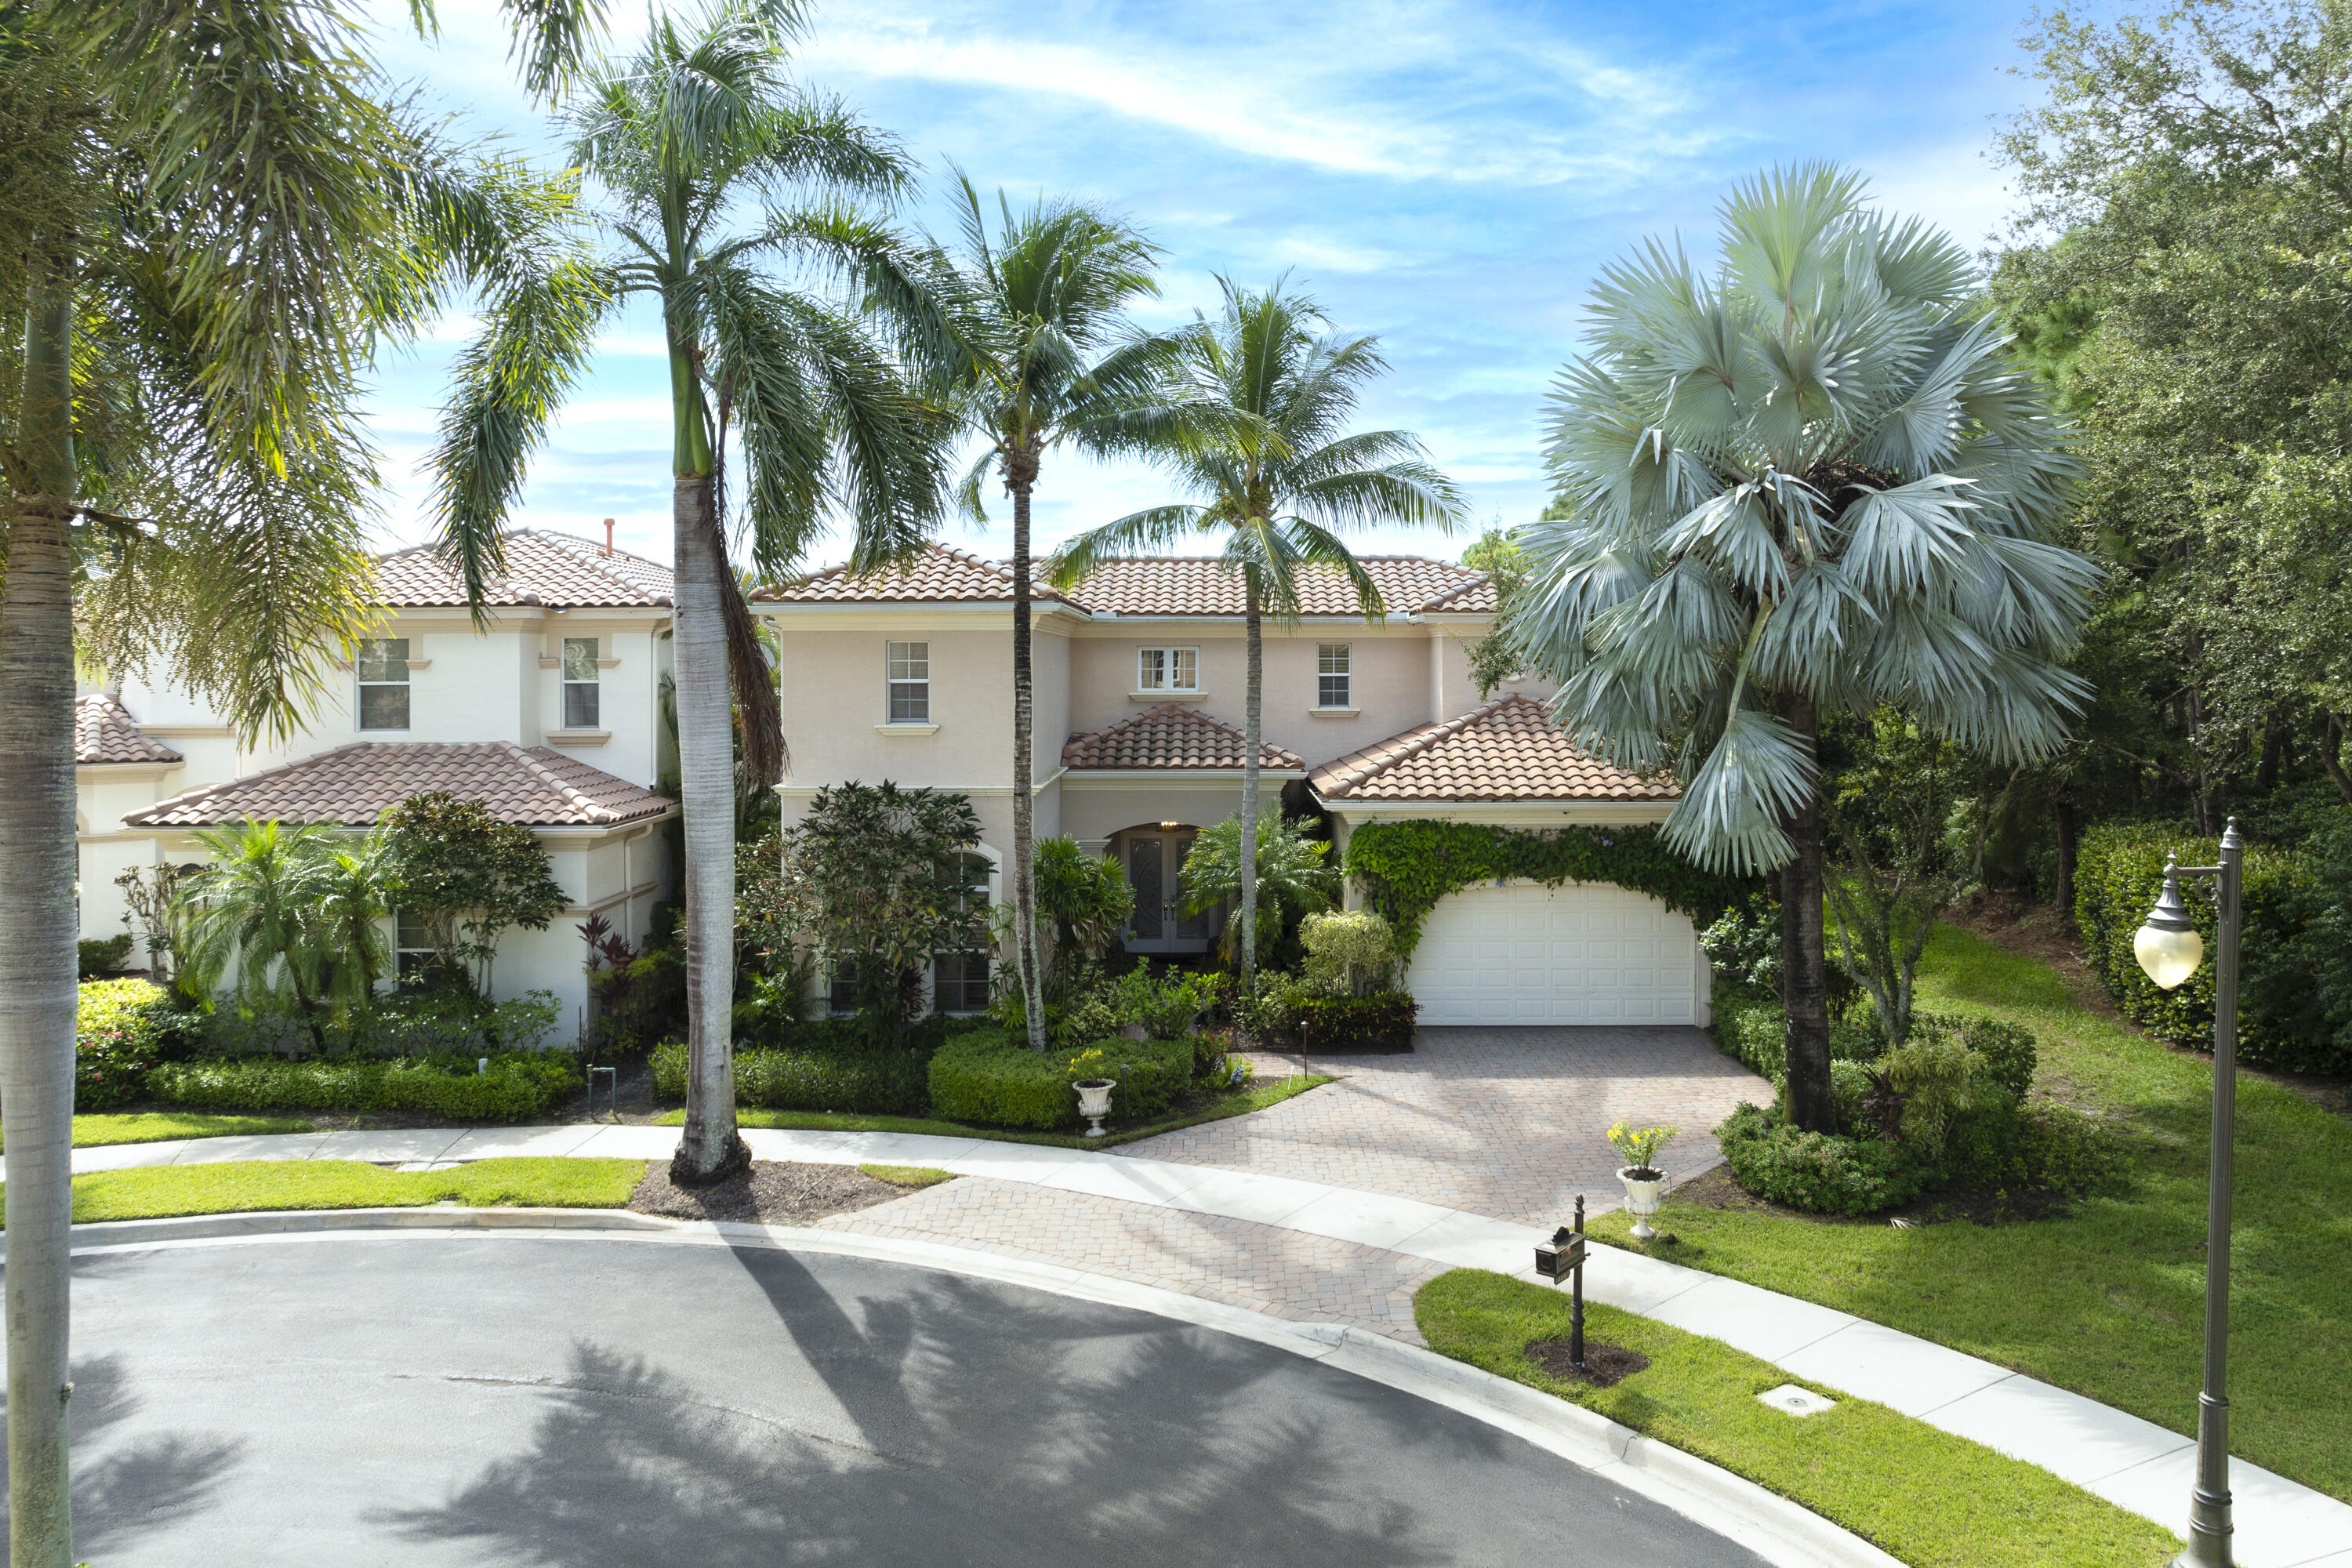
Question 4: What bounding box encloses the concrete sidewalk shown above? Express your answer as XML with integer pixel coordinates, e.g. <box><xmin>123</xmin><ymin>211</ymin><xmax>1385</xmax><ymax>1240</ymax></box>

<box><xmin>37</xmin><ymin>1123</ymin><xmax>2352</xmax><ymax>1566</ymax></box>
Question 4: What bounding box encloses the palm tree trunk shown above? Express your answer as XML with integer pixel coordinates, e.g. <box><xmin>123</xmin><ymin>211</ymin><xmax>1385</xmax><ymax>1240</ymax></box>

<box><xmin>1008</xmin><ymin>456</ymin><xmax>1047</xmax><ymax>1051</ymax></box>
<box><xmin>2</xmin><ymin>262</ymin><xmax>82</xmax><ymax>1568</ymax></box>
<box><xmin>1238</xmin><ymin>579</ymin><xmax>1261</xmax><ymax>990</ymax></box>
<box><xmin>670</xmin><ymin>472</ymin><xmax>748</xmax><ymax>1183</ymax></box>
<box><xmin>1779</xmin><ymin>693</ymin><xmax>1834</xmax><ymax>1134</ymax></box>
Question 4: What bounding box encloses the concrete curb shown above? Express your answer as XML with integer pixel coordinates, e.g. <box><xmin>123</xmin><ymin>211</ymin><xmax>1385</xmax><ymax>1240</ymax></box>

<box><xmin>66</xmin><ymin>1209</ymin><xmax>1902</xmax><ymax>1568</ymax></box>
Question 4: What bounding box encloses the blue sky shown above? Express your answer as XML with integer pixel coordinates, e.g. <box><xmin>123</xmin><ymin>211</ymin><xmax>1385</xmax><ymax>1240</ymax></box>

<box><xmin>361</xmin><ymin>0</ymin><xmax>2053</xmax><ymax>572</ymax></box>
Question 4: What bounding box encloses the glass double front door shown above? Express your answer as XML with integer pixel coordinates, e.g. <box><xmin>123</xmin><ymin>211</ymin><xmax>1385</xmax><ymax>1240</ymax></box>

<box><xmin>1123</xmin><ymin>831</ymin><xmax>1212</xmax><ymax>955</ymax></box>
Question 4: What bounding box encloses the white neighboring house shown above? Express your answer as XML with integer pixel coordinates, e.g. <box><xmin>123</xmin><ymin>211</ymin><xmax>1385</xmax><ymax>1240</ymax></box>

<box><xmin>74</xmin><ymin>529</ymin><xmax>681</xmax><ymax>1042</ymax></box>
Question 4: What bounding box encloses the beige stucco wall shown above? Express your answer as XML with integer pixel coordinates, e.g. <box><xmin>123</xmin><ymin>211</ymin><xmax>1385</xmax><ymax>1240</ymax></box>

<box><xmin>1058</xmin><ymin>778</ymin><xmax>1270</xmax><ymax>848</ymax></box>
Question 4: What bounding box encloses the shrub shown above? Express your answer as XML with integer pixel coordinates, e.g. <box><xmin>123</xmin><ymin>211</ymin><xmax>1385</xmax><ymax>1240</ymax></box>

<box><xmin>1298</xmin><ymin>909</ymin><xmax>1397</xmax><ymax>996</ymax></box>
<box><xmin>358</xmin><ymin>989</ymin><xmax>562</xmax><ymax>1057</ymax></box>
<box><xmin>147</xmin><ymin>1051</ymin><xmax>578</xmax><ymax>1121</ymax></box>
<box><xmin>927</xmin><ymin>1029</ymin><xmax>1195</xmax><ymax>1129</ymax></box>
<box><xmin>78</xmin><ymin>934</ymin><xmax>135</xmax><ymax>978</ymax></box>
<box><xmin>1711</xmin><ymin>999</ymin><xmax>1882</xmax><ymax>1083</ymax></box>
<box><xmin>1715</xmin><ymin>1102</ymin><xmax>1940</xmax><ymax>1216</ymax></box>
<box><xmin>1944</xmin><ymin>1090</ymin><xmax>2125</xmax><ymax>1200</ymax></box>
<box><xmin>1288</xmin><ymin>989</ymin><xmax>1417</xmax><ymax>1049</ymax></box>
<box><xmin>650</xmin><ymin>1037</ymin><xmax>930</xmax><ymax>1116</ymax></box>
<box><xmin>1881</xmin><ymin>1039</ymin><xmax>1979</xmax><ymax>1156</ymax></box>
<box><xmin>77</xmin><ymin>979</ymin><xmax>180</xmax><ymax>1111</ymax></box>
<box><xmin>1110</xmin><ymin>967</ymin><xmax>1220</xmax><ymax>1040</ymax></box>
<box><xmin>2075</xmin><ymin>821</ymin><xmax>2348</xmax><ymax>1074</ymax></box>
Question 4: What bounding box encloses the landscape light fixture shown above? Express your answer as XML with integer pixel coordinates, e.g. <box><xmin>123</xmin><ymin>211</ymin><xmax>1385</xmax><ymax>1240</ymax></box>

<box><xmin>2132</xmin><ymin>822</ymin><xmax>2244</xmax><ymax>1568</ymax></box>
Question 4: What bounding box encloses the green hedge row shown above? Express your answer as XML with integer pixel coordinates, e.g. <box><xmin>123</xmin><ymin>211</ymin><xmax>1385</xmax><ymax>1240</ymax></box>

<box><xmin>2074</xmin><ymin>822</ymin><xmax>2350</xmax><ymax>1075</ymax></box>
<box><xmin>649</xmin><ymin>1038</ymin><xmax>931</xmax><ymax>1116</ymax></box>
<box><xmin>927</xmin><ymin>1029</ymin><xmax>1194</xmax><ymax>1130</ymax></box>
<box><xmin>147</xmin><ymin>1051</ymin><xmax>579</xmax><ymax>1122</ymax></box>
<box><xmin>76</xmin><ymin>980</ymin><xmax>190</xmax><ymax>1112</ymax></box>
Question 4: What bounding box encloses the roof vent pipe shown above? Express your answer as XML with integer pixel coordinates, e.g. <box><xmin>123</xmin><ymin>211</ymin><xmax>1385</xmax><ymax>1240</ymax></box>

<box><xmin>603</xmin><ymin>517</ymin><xmax>615</xmax><ymax>556</ymax></box>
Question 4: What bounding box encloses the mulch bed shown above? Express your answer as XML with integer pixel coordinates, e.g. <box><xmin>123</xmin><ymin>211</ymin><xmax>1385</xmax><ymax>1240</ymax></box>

<box><xmin>1523</xmin><ymin>1339</ymin><xmax>1650</xmax><ymax>1388</ymax></box>
<box><xmin>627</xmin><ymin>1159</ymin><xmax>919</xmax><ymax>1226</ymax></box>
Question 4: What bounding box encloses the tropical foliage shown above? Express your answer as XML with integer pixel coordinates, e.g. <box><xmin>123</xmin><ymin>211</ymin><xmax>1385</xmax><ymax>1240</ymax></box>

<box><xmin>379</xmin><ymin>793</ymin><xmax>567</xmax><ymax>997</ymax></box>
<box><xmin>1515</xmin><ymin>164</ymin><xmax>2092</xmax><ymax>1129</ymax></box>
<box><xmin>1031</xmin><ymin>837</ymin><xmax>1136</xmax><ymax>995</ymax></box>
<box><xmin>1178</xmin><ymin>813</ymin><xmax>1339</xmax><ymax>965</ymax></box>
<box><xmin>770</xmin><ymin>782</ymin><xmax>989</xmax><ymax>1036</ymax></box>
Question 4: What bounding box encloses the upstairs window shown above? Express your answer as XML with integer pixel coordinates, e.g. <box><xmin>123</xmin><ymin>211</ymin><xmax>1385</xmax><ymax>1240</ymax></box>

<box><xmin>1317</xmin><ymin>643</ymin><xmax>1352</xmax><ymax>708</ymax></box>
<box><xmin>1137</xmin><ymin>646</ymin><xmax>1200</xmax><ymax>692</ymax></box>
<box><xmin>886</xmin><ymin>641</ymin><xmax>930</xmax><ymax>723</ymax></box>
<box><xmin>357</xmin><ymin>638</ymin><xmax>411</xmax><ymax>730</ymax></box>
<box><xmin>561</xmin><ymin>637</ymin><xmax>601</xmax><ymax>729</ymax></box>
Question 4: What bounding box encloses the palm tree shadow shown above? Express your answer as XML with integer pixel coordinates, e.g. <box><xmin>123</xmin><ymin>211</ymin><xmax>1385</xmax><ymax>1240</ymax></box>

<box><xmin>373</xmin><ymin>1242</ymin><xmax>1481</xmax><ymax>1567</ymax></box>
<box><xmin>0</xmin><ymin>1352</ymin><xmax>246</xmax><ymax>1556</ymax></box>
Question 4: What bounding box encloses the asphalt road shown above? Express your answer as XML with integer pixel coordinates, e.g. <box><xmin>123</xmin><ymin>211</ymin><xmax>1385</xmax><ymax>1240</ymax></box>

<box><xmin>29</xmin><ymin>1234</ymin><xmax>1773</xmax><ymax>1566</ymax></box>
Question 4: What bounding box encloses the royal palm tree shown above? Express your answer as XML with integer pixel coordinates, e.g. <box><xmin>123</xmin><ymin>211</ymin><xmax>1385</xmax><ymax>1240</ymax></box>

<box><xmin>0</xmin><ymin>2</ymin><xmax>601</xmax><ymax>1555</ymax></box>
<box><xmin>886</xmin><ymin>180</ymin><xmax>1231</xmax><ymax>1049</ymax></box>
<box><xmin>1515</xmin><ymin>165</ymin><xmax>2091</xmax><ymax>1131</ymax></box>
<box><xmin>1051</xmin><ymin>278</ymin><xmax>1461</xmax><ymax>989</ymax></box>
<box><xmin>430</xmin><ymin>2</ymin><xmax>949</xmax><ymax>1179</ymax></box>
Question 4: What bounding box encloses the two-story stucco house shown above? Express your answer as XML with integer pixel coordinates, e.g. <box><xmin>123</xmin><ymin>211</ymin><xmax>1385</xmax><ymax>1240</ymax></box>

<box><xmin>757</xmin><ymin>544</ymin><xmax>1708</xmax><ymax>1028</ymax></box>
<box><xmin>74</xmin><ymin>530</ymin><xmax>680</xmax><ymax>1038</ymax></box>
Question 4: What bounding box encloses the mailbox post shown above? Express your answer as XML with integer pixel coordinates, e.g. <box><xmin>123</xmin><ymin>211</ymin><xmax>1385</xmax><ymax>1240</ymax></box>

<box><xmin>1534</xmin><ymin>1195</ymin><xmax>1588</xmax><ymax>1370</ymax></box>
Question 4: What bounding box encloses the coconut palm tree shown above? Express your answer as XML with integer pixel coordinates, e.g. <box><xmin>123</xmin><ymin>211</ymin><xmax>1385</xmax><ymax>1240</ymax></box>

<box><xmin>430</xmin><ymin>2</ymin><xmax>950</xmax><ymax>1179</ymax></box>
<box><xmin>884</xmin><ymin>179</ymin><xmax>1235</xmax><ymax>1050</ymax></box>
<box><xmin>1515</xmin><ymin>164</ymin><xmax>2092</xmax><ymax>1131</ymax></box>
<box><xmin>1</xmin><ymin>2</ymin><xmax>601</xmax><ymax>1554</ymax></box>
<box><xmin>1050</xmin><ymin>277</ymin><xmax>1461</xmax><ymax>990</ymax></box>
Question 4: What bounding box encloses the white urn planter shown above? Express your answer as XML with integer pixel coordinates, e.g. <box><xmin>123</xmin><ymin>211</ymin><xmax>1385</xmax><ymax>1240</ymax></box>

<box><xmin>1617</xmin><ymin>1166</ymin><xmax>1666</xmax><ymax>1240</ymax></box>
<box><xmin>1074</xmin><ymin>1079</ymin><xmax>1117</xmax><ymax>1139</ymax></box>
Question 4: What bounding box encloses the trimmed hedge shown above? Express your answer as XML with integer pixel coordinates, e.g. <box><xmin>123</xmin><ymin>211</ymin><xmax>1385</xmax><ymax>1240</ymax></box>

<box><xmin>650</xmin><ymin>1037</ymin><xmax>930</xmax><ymax>1116</ymax></box>
<box><xmin>1290</xmin><ymin>989</ymin><xmax>1417</xmax><ymax>1049</ymax></box>
<box><xmin>1715</xmin><ymin>1102</ymin><xmax>1940</xmax><ymax>1215</ymax></box>
<box><xmin>927</xmin><ymin>1029</ymin><xmax>1195</xmax><ymax>1130</ymax></box>
<box><xmin>2075</xmin><ymin>822</ymin><xmax>2349</xmax><ymax>1075</ymax></box>
<box><xmin>77</xmin><ymin>980</ymin><xmax>204</xmax><ymax>1112</ymax></box>
<box><xmin>146</xmin><ymin>1051</ymin><xmax>579</xmax><ymax>1122</ymax></box>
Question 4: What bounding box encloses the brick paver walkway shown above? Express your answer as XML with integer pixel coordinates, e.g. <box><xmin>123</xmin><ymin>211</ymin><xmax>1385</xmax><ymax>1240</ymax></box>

<box><xmin>820</xmin><ymin>1176</ymin><xmax>1446</xmax><ymax>1345</ymax></box>
<box><xmin>1129</xmin><ymin>1026</ymin><xmax>1771</xmax><ymax>1227</ymax></box>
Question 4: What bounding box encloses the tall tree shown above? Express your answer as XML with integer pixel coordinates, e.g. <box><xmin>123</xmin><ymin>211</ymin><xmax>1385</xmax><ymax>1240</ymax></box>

<box><xmin>0</xmin><ymin>2</ymin><xmax>601</xmax><ymax>1556</ymax></box>
<box><xmin>1996</xmin><ymin>0</ymin><xmax>2352</xmax><ymax>822</ymax></box>
<box><xmin>1515</xmin><ymin>165</ymin><xmax>2092</xmax><ymax>1132</ymax></box>
<box><xmin>431</xmin><ymin>0</ymin><xmax>949</xmax><ymax>1178</ymax></box>
<box><xmin>890</xmin><ymin>180</ymin><xmax>1219</xmax><ymax>1049</ymax></box>
<box><xmin>1050</xmin><ymin>277</ymin><xmax>1458</xmax><ymax>991</ymax></box>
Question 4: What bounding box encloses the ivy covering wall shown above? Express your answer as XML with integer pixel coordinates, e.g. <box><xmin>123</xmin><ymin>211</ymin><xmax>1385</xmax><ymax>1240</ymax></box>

<box><xmin>1342</xmin><ymin>819</ymin><xmax>1751</xmax><ymax>960</ymax></box>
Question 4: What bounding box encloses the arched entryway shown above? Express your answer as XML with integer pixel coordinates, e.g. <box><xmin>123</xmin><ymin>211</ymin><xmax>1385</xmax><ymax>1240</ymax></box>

<box><xmin>1107</xmin><ymin>823</ymin><xmax>1214</xmax><ymax>956</ymax></box>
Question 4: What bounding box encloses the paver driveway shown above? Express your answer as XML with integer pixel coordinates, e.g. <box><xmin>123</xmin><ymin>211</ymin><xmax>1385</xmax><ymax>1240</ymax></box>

<box><xmin>1129</xmin><ymin>1025</ymin><xmax>1771</xmax><ymax>1227</ymax></box>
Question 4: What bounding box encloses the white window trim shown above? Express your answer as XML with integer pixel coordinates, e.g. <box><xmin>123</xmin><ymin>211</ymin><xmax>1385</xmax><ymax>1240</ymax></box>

<box><xmin>1316</xmin><ymin>641</ymin><xmax>1352</xmax><ymax>710</ymax></box>
<box><xmin>560</xmin><ymin>635</ymin><xmax>602</xmax><ymax>732</ymax></box>
<box><xmin>884</xmin><ymin>640</ymin><xmax>931</xmax><ymax>725</ymax></box>
<box><xmin>356</xmin><ymin>637</ymin><xmax>412</xmax><ymax>732</ymax></box>
<box><xmin>1135</xmin><ymin>645</ymin><xmax>1201</xmax><ymax>694</ymax></box>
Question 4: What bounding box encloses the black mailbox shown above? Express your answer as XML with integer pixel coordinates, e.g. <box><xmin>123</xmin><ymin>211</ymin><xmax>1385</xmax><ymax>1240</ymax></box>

<box><xmin>1534</xmin><ymin>1225</ymin><xmax>1585</xmax><ymax>1283</ymax></box>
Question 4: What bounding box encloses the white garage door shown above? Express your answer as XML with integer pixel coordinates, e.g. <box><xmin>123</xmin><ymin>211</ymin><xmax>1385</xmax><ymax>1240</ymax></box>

<box><xmin>1406</xmin><ymin>881</ymin><xmax>1700</xmax><ymax>1026</ymax></box>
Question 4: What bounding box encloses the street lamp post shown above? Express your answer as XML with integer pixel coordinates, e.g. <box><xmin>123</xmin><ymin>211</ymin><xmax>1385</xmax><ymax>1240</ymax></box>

<box><xmin>2132</xmin><ymin>818</ymin><xmax>2244</xmax><ymax>1568</ymax></box>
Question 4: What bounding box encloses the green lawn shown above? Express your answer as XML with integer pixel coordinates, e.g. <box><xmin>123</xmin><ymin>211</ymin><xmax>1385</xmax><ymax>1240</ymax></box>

<box><xmin>1592</xmin><ymin>924</ymin><xmax>2352</xmax><ymax>1501</ymax></box>
<box><xmin>655</xmin><ymin>1073</ymin><xmax>1335</xmax><ymax>1149</ymax></box>
<box><xmin>0</xmin><ymin>1112</ymin><xmax>316</xmax><ymax>1152</ymax></box>
<box><xmin>61</xmin><ymin>1112</ymin><xmax>315</xmax><ymax>1149</ymax></box>
<box><xmin>1417</xmin><ymin>1269</ymin><xmax>2176</xmax><ymax>1568</ymax></box>
<box><xmin>5</xmin><ymin>1157</ymin><xmax>647</xmax><ymax>1225</ymax></box>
